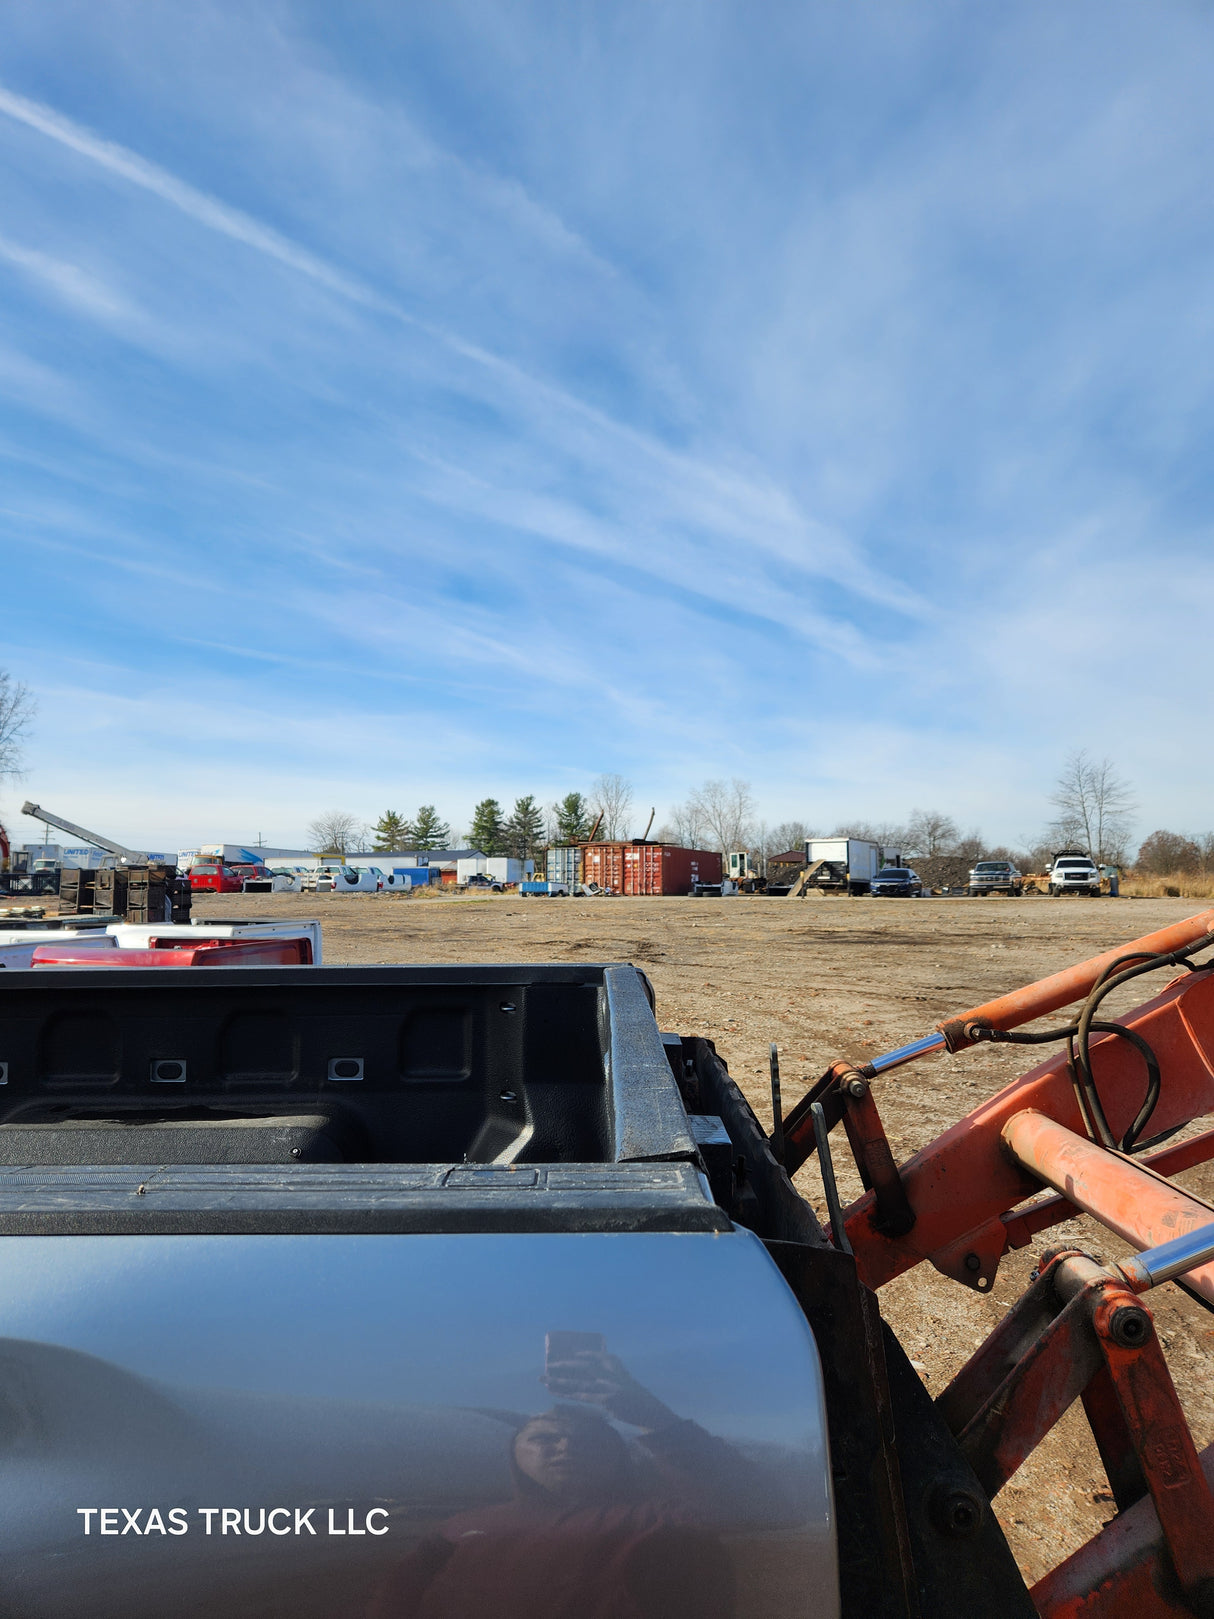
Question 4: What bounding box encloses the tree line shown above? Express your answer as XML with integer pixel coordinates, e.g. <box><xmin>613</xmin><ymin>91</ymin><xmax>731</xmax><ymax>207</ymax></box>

<box><xmin>771</xmin><ymin>754</ymin><xmax>1213</xmax><ymax>874</ymax></box>
<box><xmin>305</xmin><ymin>776</ymin><xmax>633</xmax><ymax>860</ymax></box>
<box><xmin>305</xmin><ymin>753</ymin><xmax>1212</xmax><ymax>875</ymax></box>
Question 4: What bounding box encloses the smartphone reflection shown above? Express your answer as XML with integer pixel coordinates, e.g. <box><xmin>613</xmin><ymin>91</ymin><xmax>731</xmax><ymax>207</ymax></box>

<box><xmin>368</xmin><ymin>1340</ymin><xmax>741</xmax><ymax>1618</ymax></box>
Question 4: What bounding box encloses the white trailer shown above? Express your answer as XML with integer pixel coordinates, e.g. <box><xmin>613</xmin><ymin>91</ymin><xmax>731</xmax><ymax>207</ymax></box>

<box><xmin>199</xmin><ymin>843</ymin><xmax>275</xmax><ymax>865</ymax></box>
<box><xmin>456</xmin><ymin>857</ymin><xmax>533</xmax><ymax>887</ymax></box>
<box><xmin>60</xmin><ymin>846</ymin><xmax>112</xmax><ymax>869</ymax></box>
<box><xmin>800</xmin><ymin>838</ymin><xmax>884</xmax><ymax>895</ymax></box>
<box><xmin>487</xmin><ymin>857</ymin><xmax>532</xmax><ymax>883</ymax></box>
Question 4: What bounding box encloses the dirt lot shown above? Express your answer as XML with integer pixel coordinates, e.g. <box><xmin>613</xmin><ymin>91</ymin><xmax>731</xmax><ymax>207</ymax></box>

<box><xmin>196</xmin><ymin>887</ymin><xmax>1214</xmax><ymax>1587</ymax></box>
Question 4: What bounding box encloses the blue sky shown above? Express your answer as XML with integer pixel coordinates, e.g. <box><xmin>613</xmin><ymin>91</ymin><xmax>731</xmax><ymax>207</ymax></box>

<box><xmin>1</xmin><ymin>2</ymin><xmax>1211</xmax><ymax>853</ymax></box>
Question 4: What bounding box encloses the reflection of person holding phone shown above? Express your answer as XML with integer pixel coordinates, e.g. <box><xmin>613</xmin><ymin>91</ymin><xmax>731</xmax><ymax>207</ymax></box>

<box><xmin>368</xmin><ymin>1337</ymin><xmax>741</xmax><ymax>1619</ymax></box>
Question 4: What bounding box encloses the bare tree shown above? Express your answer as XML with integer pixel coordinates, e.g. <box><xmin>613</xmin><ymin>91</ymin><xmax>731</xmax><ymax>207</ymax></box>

<box><xmin>663</xmin><ymin>798</ymin><xmax>706</xmax><ymax>849</ymax></box>
<box><xmin>589</xmin><ymin>773</ymin><xmax>633</xmax><ymax>840</ymax></box>
<box><xmin>1018</xmin><ymin>835</ymin><xmax>1058</xmax><ymax>873</ymax></box>
<box><xmin>0</xmin><ymin>670</ymin><xmax>35</xmax><ymax>780</ymax></box>
<box><xmin>1136</xmin><ymin>830</ymin><xmax>1202</xmax><ymax>874</ymax></box>
<box><xmin>903</xmin><ymin>809</ymin><xmax>959</xmax><ymax>858</ymax></box>
<box><xmin>748</xmin><ymin>819</ymin><xmax>816</xmax><ymax>874</ymax></box>
<box><xmin>1048</xmin><ymin>751</ymin><xmax>1136</xmax><ymax>864</ymax></box>
<box><xmin>953</xmin><ymin>827</ymin><xmax>986</xmax><ymax>862</ymax></box>
<box><xmin>767</xmin><ymin>820</ymin><xmax>815</xmax><ymax>855</ymax></box>
<box><xmin>686</xmin><ymin>778</ymin><xmax>755</xmax><ymax>854</ymax></box>
<box><xmin>833</xmin><ymin>820</ymin><xmax>908</xmax><ymax>855</ymax></box>
<box><xmin>307</xmin><ymin>810</ymin><xmax>361</xmax><ymax>855</ymax></box>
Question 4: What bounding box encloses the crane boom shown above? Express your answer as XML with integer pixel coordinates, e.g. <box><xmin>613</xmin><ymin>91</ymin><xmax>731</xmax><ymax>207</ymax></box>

<box><xmin>20</xmin><ymin>802</ymin><xmax>146</xmax><ymax>861</ymax></box>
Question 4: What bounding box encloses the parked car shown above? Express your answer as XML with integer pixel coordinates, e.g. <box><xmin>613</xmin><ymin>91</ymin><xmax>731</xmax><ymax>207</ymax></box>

<box><xmin>870</xmin><ymin>866</ymin><xmax>926</xmax><ymax>897</ymax></box>
<box><xmin>1048</xmin><ymin>853</ymin><xmax>1102</xmax><ymax>896</ymax></box>
<box><xmin>967</xmin><ymin>860</ymin><xmax>1024</xmax><ymax>897</ymax></box>
<box><xmin>463</xmin><ymin>873</ymin><xmax>504</xmax><ymax>892</ymax></box>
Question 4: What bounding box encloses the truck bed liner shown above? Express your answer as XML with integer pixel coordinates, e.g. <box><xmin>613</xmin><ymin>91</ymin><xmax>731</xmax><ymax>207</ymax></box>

<box><xmin>0</xmin><ymin>962</ymin><xmax>714</xmax><ymax>1232</ymax></box>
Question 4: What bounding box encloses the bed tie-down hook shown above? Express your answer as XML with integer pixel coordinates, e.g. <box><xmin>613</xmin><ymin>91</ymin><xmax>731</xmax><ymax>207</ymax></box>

<box><xmin>768</xmin><ymin>1040</ymin><xmax>855</xmax><ymax>1252</ymax></box>
<box><xmin>773</xmin><ymin>1052</ymin><xmax>916</xmax><ymax>1241</ymax></box>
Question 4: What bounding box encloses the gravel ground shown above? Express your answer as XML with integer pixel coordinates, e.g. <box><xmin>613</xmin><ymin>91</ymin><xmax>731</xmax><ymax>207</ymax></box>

<box><xmin>193</xmin><ymin>887</ymin><xmax>1214</xmax><ymax>1588</ymax></box>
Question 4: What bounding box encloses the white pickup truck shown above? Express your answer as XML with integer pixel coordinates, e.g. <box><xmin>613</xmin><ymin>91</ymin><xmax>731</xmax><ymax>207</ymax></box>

<box><xmin>1047</xmin><ymin>852</ymin><xmax>1102</xmax><ymax>896</ymax></box>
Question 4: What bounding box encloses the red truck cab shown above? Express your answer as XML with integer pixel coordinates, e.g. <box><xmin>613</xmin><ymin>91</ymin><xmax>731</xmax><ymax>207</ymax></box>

<box><xmin>188</xmin><ymin>858</ymin><xmax>268</xmax><ymax>894</ymax></box>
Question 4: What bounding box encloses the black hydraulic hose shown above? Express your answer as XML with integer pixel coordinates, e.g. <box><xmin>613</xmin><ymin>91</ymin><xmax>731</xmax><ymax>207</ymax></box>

<box><xmin>979</xmin><ymin>1023</ymin><xmax>1086</xmax><ymax>1045</ymax></box>
<box><xmin>1068</xmin><ymin>1029</ymin><xmax>1120</xmax><ymax>1146</ymax></box>
<box><xmin>1088</xmin><ymin>950</ymin><xmax>1168</xmax><ymax>994</ymax></box>
<box><xmin>1073</xmin><ymin>993</ymin><xmax>1151</xmax><ymax>1150</ymax></box>
<box><xmin>1087</xmin><ymin>934</ymin><xmax>1214</xmax><ymax>998</ymax></box>
<box><xmin>1074</xmin><ymin>932</ymin><xmax>1213</xmax><ymax>1150</ymax></box>
<box><xmin>975</xmin><ymin>1021</ymin><xmax>1141</xmax><ymax>1150</ymax></box>
<box><xmin>1108</xmin><ymin>1023</ymin><xmax>1163</xmax><ymax>1150</ymax></box>
<box><xmin>1088</xmin><ymin>933</ymin><xmax>1214</xmax><ymax>1000</ymax></box>
<box><xmin>980</xmin><ymin>1018</ymin><xmax>1163</xmax><ymax>1150</ymax></box>
<box><xmin>966</xmin><ymin>931</ymin><xmax>1213</xmax><ymax>1155</ymax></box>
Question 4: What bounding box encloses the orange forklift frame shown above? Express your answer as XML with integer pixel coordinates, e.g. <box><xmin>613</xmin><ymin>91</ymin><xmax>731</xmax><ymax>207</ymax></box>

<box><xmin>782</xmin><ymin>910</ymin><xmax>1214</xmax><ymax>1617</ymax></box>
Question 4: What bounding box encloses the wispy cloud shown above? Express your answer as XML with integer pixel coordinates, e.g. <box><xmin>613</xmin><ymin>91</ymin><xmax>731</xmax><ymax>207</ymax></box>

<box><xmin>0</xmin><ymin>84</ymin><xmax>396</xmax><ymax>316</ymax></box>
<box><xmin>0</xmin><ymin>231</ymin><xmax>135</xmax><ymax>322</ymax></box>
<box><xmin>0</xmin><ymin>78</ymin><xmax>901</xmax><ymax>627</ymax></box>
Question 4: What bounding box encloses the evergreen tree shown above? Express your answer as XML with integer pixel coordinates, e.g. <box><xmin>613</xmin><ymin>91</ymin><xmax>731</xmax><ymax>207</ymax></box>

<box><xmin>554</xmin><ymin>791</ymin><xmax>591</xmax><ymax>843</ymax></box>
<box><xmin>505</xmin><ymin>794</ymin><xmax>545</xmax><ymax>861</ymax></box>
<box><xmin>373</xmin><ymin>810</ymin><xmax>410</xmax><ymax>851</ymax></box>
<box><xmin>468</xmin><ymin>798</ymin><xmax>506</xmax><ymax>855</ymax></box>
<box><xmin>409</xmin><ymin>805</ymin><xmax>451</xmax><ymax>850</ymax></box>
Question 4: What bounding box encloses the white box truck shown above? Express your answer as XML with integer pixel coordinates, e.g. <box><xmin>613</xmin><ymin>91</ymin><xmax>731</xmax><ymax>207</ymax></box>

<box><xmin>801</xmin><ymin>838</ymin><xmax>883</xmax><ymax>895</ymax></box>
<box><xmin>488</xmin><ymin>857</ymin><xmax>533</xmax><ymax>883</ymax></box>
<box><xmin>456</xmin><ymin>857</ymin><xmax>533</xmax><ymax>888</ymax></box>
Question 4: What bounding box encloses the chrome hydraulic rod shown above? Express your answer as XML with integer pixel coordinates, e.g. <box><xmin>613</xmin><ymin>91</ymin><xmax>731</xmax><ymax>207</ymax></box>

<box><xmin>864</xmin><ymin>1031</ymin><xmax>948</xmax><ymax>1075</ymax></box>
<box><xmin>1116</xmin><ymin>1220</ymin><xmax>1214</xmax><ymax>1295</ymax></box>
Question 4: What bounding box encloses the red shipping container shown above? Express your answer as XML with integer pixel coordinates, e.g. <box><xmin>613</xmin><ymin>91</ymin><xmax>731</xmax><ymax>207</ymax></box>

<box><xmin>580</xmin><ymin>843</ymin><xmax>722</xmax><ymax>896</ymax></box>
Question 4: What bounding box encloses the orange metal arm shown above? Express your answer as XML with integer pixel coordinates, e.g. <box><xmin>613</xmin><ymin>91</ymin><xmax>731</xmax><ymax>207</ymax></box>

<box><xmin>1002</xmin><ymin>1110</ymin><xmax>1214</xmax><ymax>1307</ymax></box>
<box><xmin>938</xmin><ymin>908</ymin><xmax>1214</xmax><ymax>1051</ymax></box>
<box><xmin>1030</xmin><ymin>1442</ymin><xmax>1214</xmax><ymax>1619</ymax></box>
<box><xmin>845</xmin><ymin>966</ymin><xmax>1214</xmax><ymax>1292</ymax></box>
